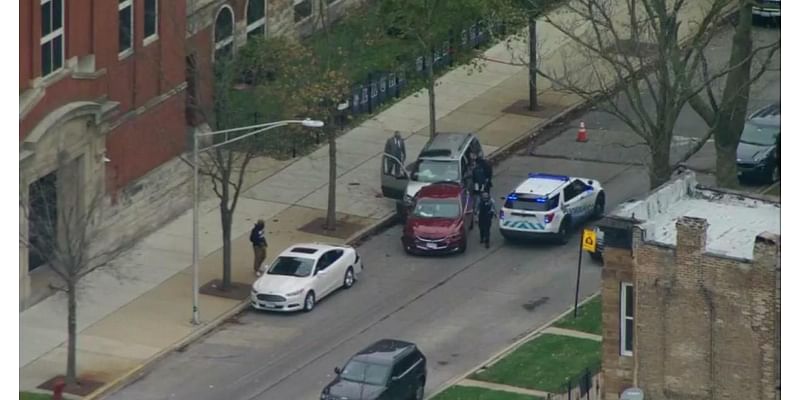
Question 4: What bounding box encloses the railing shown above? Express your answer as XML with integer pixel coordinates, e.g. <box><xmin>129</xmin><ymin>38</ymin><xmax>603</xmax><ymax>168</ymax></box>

<box><xmin>546</xmin><ymin>369</ymin><xmax>603</xmax><ymax>400</ymax></box>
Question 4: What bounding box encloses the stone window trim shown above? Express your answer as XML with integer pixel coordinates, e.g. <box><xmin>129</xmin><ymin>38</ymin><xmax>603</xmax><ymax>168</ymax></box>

<box><xmin>213</xmin><ymin>5</ymin><xmax>235</xmax><ymax>62</ymax></box>
<box><xmin>620</xmin><ymin>282</ymin><xmax>634</xmax><ymax>357</ymax></box>
<box><xmin>40</xmin><ymin>0</ymin><xmax>65</xmax><ymax>78</ymax></box>
<box><xmin>143</xmin><ymin>0</ymin><xmax>159</xmax><ymax>46</ymax></box>
<box><xmin>246</xmin><ymin>0</ymin><xmax>267</xmax><ymax>39</ymax></box>
<box><xmin>118</xmin><ymin>0</ymin><xmax>134</xmax><ymax>59</ymax></box>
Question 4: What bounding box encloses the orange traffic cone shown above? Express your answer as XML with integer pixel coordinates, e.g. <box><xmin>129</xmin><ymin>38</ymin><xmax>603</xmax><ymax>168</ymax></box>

<box><xmin>576</xmin><ymin>121</ymin><xmax>588</xmax><ymax>142</ymax></box>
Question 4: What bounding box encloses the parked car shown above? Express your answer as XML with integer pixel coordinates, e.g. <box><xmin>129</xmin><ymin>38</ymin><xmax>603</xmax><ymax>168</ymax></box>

<box><xmin>499</xmin><ymin>173</ymin><xmax>605</xmax><ymax>244</ymax></box>
<box><xmin>321</xmin><ymin>339</ymin><xmax>427</xmax><ymax>400</ymax></box>
<box><xmin>737</xmin><ymin>103</ymin><xmax>780</xmax><ymax>184</ymax></box>
<box><xmin>381</xmin><ymin>132</ymin><xmax>484</xmax><ymax>220</ymax></box>
<box><xmin>401</xmin><ymin>182</ymin><xmax>474</xmax><ymax>255</ymax></box>
<box><xmin>251</xmin><ymin>243</ymin><xmax>363</xmax><ymax>313</ymax></box>
<box><xmin>752</xmin><ymin>0</ymin><xmax>780</xmax><ymax>19</ymax></box>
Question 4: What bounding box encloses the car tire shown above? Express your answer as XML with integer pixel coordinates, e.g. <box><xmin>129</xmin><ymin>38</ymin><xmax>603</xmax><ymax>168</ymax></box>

<box><xmin>457</xmin><ymin>238</ymin><xmax>467</xmax><ymax>254</ymax></box>
<box><xmin>556</xmin><ymin>218</ymin><xmax>570</xmax><ymax>245</ymax></box>
<box><xmin>767</xmin><ymin>163</ymin><xmax>779</xmax><ymax>184</ymax></box>
<box><xmin>343</xmin><ymin>267</ymin><xmax>355</xmax><ymax>289</ymax></box>
<box><xmin>414</xmin><ymin>378</ymin><xmax>426</xmax><ymax>400</ymax></box>
<box><xmin>303</xmin><ymin>291</ymin><xmax>316</xmax><ymax>312</ymax></box>
<box><xmin>592</xmin><ymin>192</ymin><xmax>606</xmax><ymax>219</ymax></box>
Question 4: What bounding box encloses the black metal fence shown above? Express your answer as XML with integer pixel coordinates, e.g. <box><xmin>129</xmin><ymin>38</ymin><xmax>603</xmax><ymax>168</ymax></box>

<box><xmin>546</xmin><ymin>368</ymin><xmax>602</xmax><ymax>400</ymax></box>
<box><xmin>346</xmin><ymin>18</ymin><xmax>504</xmax><ymax>117</ymax></box>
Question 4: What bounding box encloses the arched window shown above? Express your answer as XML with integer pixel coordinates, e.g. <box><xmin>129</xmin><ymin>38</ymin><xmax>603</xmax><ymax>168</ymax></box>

<box><xmin>214</xmin><ymin>6</ymin><xmax>234</xmax><ymax>61</ymax></box>
<box><xmin>246</xmin><ymin>0</ymin><xmax>267</xmax><ymax>39</ymax></box>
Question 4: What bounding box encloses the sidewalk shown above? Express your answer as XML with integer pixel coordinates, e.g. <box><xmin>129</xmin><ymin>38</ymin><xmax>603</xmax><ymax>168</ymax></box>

<box><xmin>19</xmin><ymin>0</ymin><xmax>716</xmax><ymax>397</ymax></box>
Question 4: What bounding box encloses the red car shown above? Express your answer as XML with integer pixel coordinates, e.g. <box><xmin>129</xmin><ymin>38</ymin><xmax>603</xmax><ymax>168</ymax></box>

<box><xmin>402</xmin><ymin>182</ymin><xmax>474</xmax><ymax>255</ymax></box>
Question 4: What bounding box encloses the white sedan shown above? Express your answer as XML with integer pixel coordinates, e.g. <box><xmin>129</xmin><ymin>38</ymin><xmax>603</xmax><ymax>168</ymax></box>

<box><xmin>251</xmin><ymin>243</ymin><xmax>363</xmax><ymax>312</ymax></box>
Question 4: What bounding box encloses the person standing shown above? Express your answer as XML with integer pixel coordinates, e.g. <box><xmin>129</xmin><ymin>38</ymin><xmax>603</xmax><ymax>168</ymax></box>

<box><xmin>473</xmin><ymin>154</ymin><xmax>493</xmax><ymax>195</ymax></box>
<box><xmin>476</xmin><ymin>192</ymin><xmax>496</xmax><ymax>248</ymax></box>
<box><xmin>384</xmin><ymin>131</ymin><xmax>406</xmax><ymax>176</ymax></box>
<box><xmin>250</xmin><ymin>219</ymin><xmax>267</xmax><ymax>274</ymax></box>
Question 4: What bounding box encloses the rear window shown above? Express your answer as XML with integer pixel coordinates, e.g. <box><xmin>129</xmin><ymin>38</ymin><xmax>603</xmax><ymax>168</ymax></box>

<box><xmin>504</xmin><ymin>194</ymin><xmax>559</xmax><ymax>212</ymax></box>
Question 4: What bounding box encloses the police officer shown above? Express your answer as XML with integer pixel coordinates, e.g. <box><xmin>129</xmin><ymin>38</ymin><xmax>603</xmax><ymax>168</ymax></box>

<box><xmin>476</xmin><ymin>191</ymin><xmax>496</xmax><ymax>248</ymax></box>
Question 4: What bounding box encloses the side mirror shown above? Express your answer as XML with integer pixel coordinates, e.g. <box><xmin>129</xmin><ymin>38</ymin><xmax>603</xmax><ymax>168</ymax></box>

<box><xmin>588</xmin><ymin>180</ymin><xmax>594</xmax><ymax>185</ymax></box>
<box><xmin>500</xmin><ymin>196</ymin><xmax>506</xmax><ymax>200</ymax></box>
<box><xmin>334</xmin><ymin>367</ymin><xmax>341</xmax><ymax>375</ymax></box>
<box><xmin>411</xmin><ymin>172</ymin><xmax>418</xmax><ymax>180</ymax></box>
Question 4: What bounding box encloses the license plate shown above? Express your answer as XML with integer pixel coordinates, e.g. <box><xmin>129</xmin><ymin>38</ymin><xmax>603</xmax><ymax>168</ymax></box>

<box><xmin>426</xmin><ymin>242</ymin><xmax>438</xmax><ymax>249</ymax></box>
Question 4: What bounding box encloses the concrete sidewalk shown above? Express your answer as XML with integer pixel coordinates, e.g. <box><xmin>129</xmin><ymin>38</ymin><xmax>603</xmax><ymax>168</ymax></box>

<box><xmin>19</xmin><ymin>0</ymin><xmax>717</xmax><ymax>397</ymax></box>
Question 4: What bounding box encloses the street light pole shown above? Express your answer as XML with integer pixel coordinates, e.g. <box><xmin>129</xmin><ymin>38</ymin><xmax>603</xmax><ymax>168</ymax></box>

<box><xmin>189</xmin><ymin>119</ymin><xmax>324</xmax><ymax>325</ymax></box>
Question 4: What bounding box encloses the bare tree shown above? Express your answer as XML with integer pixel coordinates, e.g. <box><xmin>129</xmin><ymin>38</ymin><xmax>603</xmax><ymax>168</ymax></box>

<box><xmin>688</xmin><ymin>0</ymin><xmax>780</xmax><ymax>188</ymax></box>
<box><xmin>20</xmin><ymin>151</ymin><xmax>131</xmax><ymax>386</ymax></box>
<box><xmin>377</xmin><ymin>0</ymin><xmax>486</xmax><ymax>139</ymax></box>
<box><xmin>499</xmin><ymin>0</ymin><xmax>755</xmax><ymax>188</ymax></box>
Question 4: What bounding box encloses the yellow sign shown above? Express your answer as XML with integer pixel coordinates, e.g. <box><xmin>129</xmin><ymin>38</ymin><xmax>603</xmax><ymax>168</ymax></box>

<box><xmin>582</xmin><ymin>229</ymin><xmax>597</xmax><ymax>252</ymax></box>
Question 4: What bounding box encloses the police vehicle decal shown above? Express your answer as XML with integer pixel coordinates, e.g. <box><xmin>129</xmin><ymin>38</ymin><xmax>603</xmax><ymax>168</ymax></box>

<box><xmin>567</xmin><ymin>204</ymin><xmax>594</xmax><ymax>219</ymax></box>
<box><xmin>501</xmin><ymin>220</ymin><xmax>546</xmax><ymax>231</ymax></box>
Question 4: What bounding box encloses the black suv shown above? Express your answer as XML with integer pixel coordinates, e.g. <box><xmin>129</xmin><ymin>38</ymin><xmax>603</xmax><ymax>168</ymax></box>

<box><xmin>737</xmin><ymin>103</ymin><xmax>780</xmax><ymax>184</ymax></box>
<box><xmin>321</xmin><ymin>339</ymin><xmax>427</xmax><ymax>400</ymax></box>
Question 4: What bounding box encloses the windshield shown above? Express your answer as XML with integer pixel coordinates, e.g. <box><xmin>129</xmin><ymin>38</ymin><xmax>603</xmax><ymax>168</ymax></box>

<box><xmin>413</xmin><ymin>199</ymin><xmax>461</xmax><ymax>218</ymax></box>
<box><xmin>413</xmin><ymin>160</ymin><xmax>459</xmax><ymax>183</ymax></box>
<box><xmin>740</xmin><ymin>123</ymin><xmax>779</xmax><ymax>146</ymax></box>
<box><xmin>340</xmin><ymin>360</ymin><xmax>391</xmax><ymax>386</ymax></box>
<box><xmin>267</xmin><ymin>256</ymin><xmax>314</xmax><ymax>277</ymax></box>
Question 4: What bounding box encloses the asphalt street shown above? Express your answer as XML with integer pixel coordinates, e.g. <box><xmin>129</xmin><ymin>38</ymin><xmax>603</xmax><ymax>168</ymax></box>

<box><xmin>107</xmin><ymin>24</ymin><xmax>779</xmax><ymax>400</ymax></box>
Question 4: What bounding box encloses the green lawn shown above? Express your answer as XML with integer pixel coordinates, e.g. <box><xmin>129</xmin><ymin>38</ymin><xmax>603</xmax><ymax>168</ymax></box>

<box><xmin>432</xmin><ymin>386</ymin><xmax>543</xmax><ymax>400</ymax></box>
<box><xmin>470</xmin><ymin>334</ymin><xmax>601</xmax><ymax>393</ymax></box>
<box><xmin>553</xmin><ymin>295</ymin><xmax>602</xmax><ymax>335</ymax></box>
<box><xmin>20</xmin><ymin>392</ymin><xmax>52</xmax><ymax>400</ymax></box>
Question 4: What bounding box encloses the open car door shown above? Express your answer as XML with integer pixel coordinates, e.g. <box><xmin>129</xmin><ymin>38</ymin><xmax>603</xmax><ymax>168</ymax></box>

<box><xmin>381</xmin><ymin>153</ymin><xmax>409</xmax><ymax>199</ymax></box>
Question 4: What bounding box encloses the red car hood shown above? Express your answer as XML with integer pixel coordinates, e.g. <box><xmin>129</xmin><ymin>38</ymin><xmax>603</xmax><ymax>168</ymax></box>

<box><xmin>406</xmin><ymin>217</ymin><xmax>461</xmax><ymax>237</ymax></box>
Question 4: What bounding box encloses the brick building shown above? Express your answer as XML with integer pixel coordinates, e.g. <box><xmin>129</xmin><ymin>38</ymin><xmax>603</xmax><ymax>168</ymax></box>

<box><xmin>19</xmin><ymin>0</ymin><xmax>189</xmax><ymax>309</ymax></box>
<box><xmin>19</xmin><ymin>0</ymin><xmax>366</xmax><ymax>309</ymax></box>
<box><xmin>598</xmin><ymin>171</ymin><xmax>780</xmax><ymax>400</ymax></box>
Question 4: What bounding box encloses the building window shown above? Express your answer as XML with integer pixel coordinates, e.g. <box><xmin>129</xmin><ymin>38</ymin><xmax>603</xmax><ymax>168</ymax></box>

<box><xmin>214</xmin><ymin>6</ymin><xmax>235</xmax><ymax>61</ymax></box>
<box><xmin>246</xmin><ymin>0</ymin><xmax>266</xmax><ymax>39</ymax></box>
<box><xmin>620</xmin><ymin>282</ymin><xmax>634</xmax><ymax>356</ymax></box>
<box><xmin>118</xmin><ymin>0</ymin><xmax>134</xmax><ymax>56</ymax></box>
<box><xmin>294</xmin><ymin>0</ymin><xmax>312</xmax><ymax>23</ymax></box>
<box><xmin>143</xmin><ymin>0</ymin><xmax>158</xmax><ymax>43</ymax></box>
<box><xmin>40</xmin><ymin>0</ymin><xmax>64</xmax><ymax>77</ymax></box>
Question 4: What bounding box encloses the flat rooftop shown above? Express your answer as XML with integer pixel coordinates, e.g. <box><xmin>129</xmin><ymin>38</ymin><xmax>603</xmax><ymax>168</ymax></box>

<box><xmin>611</xmin><ymin>172</ymin><xmax>780</xmax><ymax>260</ymax></box>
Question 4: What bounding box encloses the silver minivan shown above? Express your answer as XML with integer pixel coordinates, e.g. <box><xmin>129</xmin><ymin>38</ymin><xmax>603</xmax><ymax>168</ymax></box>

<box><xmin>381</xmin><ymin>132</ymin><xmax>483</xmax><ymax>218</ymax></box>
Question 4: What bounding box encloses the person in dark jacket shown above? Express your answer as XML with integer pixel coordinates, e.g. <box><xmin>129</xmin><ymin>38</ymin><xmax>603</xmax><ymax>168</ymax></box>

<box><xmin>476</xmin><ymin>192</ymin><xmax>497</xmax><ymax>248</ymax></box>
<box><xmin>472</xmin><ymin>155</ymin><xmax>493</xmax><ymax>195</ymax></box>
<box><xmin>250</xmin><ymin>219</ymin><xmax>267</xmax><ymax>274</ymax></box>
<box><xmin>384</xmin><ymin>131</ymin><xmax>406</xmax><ymax>176</ymax></box>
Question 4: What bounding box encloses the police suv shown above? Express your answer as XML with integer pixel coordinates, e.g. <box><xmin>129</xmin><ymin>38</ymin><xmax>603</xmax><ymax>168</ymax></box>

<box><xmin>499</xmin><ymin>173</ymin><xmax>605</xmax><ymax>244</ymax></box>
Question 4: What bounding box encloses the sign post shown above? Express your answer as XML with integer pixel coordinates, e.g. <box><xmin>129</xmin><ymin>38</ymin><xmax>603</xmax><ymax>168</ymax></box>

<box><xmin>574</xmin><ymin>229</ymin><xmax>597</xmax><ymax>317</ymax></box>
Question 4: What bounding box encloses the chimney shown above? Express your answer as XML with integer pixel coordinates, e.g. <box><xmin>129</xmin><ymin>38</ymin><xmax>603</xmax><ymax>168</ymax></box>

<box><xmin>675</xmin><ymin>216</ymin><xmax>708</xmax><ymax>254</ymax></box>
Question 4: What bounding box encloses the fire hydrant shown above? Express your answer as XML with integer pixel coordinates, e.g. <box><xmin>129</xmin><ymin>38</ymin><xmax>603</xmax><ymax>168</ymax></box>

<box><xmin>52</xmin><ymin>379</ymin><xmax>66</xmax><ymax>400</ymax></box>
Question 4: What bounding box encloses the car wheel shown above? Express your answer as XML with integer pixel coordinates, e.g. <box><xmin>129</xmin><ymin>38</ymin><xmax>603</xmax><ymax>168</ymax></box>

<box><xmin>414</xmin><ymin>378</ymin><xmax>426</xmax><ymax>400</ymax></box>
<box><xmin>343</xmin><ymin>267</ymin><xmax>355</xmax><ymax>289</ymax></box>
<box><xmin>768</xmin><ymin>163</ymin><xmax>779</xmax><ymax>184</ymax></box>
<box><xmin>457</xmin><ymin>238</ymin><xmax>467</xmax><ymax>254</ymax></box>
<box><xmin>592</xmin><ymin>192</ymin><xmax>605</xmax><ymax>219</ymax></box>
<box><xmin>303</xmin><ymin>291</ymin><xmax>316</xmax><ymax>312</ymax></box>
<box><xmin>556</xmin><ymin>219</ymin><xmax>570</xmax><ymax>245</ymax></box>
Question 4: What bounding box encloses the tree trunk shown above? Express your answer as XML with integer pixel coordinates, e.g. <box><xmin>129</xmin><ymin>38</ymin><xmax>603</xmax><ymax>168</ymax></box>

<box><xmin>649</xmin><ymin>136</ymin><xmax>672</xmax><ymax>189</ymax></box>
<box><xmin>713</xmin><ymin>1</ymin><xmax>753</xmax><ymax>188</ymax></box>
<box><xmin>326</xmin><ymin>129</ymin><xmax>337</xmax><ymax>230</ymax></box>
<box><xmin>528</xmin><ymin>17</ymin><xmax>537</xmax><ymax>111</ymax></box>
<box><xmin>427</xmin><ymin>51</ymin><xmax>437</xmax><ymax>139</ymax></box>
<box><xmin>66</xmin><ymin>280</ymin><xmax>77</xmax><ymax>385</ymax></box>
<box><xmin>220</xmin><ymin>206</ymin><xmax>232</xmax><ymax>288</ymax></box>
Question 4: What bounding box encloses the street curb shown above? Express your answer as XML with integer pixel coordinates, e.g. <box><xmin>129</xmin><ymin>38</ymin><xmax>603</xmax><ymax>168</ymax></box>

<box><xmin>424</xmin><ymin>291</ymin><xmax>601</xmax><ymax>400</ymax></box>
<box><xmin>85</xmin><ymin>211</ymin><xmax>399</xmax><ymax>400</ymax></box>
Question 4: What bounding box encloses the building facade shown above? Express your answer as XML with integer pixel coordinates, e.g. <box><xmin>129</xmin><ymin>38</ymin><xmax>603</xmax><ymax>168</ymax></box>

<box><xmin>598</xmin><ymin>172</ymin><xmax>780</xmax><ymax>400</ymax></box>
<box><xmin>20</xmin><ymin>0</ymin><xmax>189</xmax><ymax>309</ymax></box>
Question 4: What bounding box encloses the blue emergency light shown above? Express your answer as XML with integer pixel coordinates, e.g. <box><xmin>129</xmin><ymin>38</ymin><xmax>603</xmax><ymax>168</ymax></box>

<box><xmin>528</xmin><ymin>172</ymin><xmax>570</xmax><ymax>181</ymax></box>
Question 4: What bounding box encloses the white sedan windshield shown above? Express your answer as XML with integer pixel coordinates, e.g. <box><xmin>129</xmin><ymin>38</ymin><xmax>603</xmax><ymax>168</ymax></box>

<box><xmin>267</xmin><ymin>256</ymin><xmax>314</xmax><ymax>277</ymax></box>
